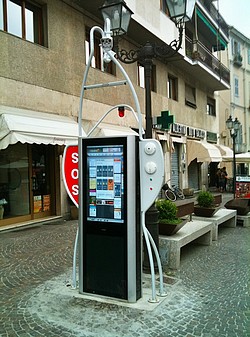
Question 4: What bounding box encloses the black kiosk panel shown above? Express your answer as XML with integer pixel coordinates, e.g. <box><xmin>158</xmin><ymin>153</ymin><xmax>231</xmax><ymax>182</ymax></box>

<box><xmin>81</xmin><ymin>137</ymin><xmax>128</xmax><ymax>299</ymax></box>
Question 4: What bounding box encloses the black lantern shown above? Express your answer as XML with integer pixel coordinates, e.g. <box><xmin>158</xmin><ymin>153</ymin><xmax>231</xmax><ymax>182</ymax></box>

<box><xmin>165</xmin><ymin>0</ymin><xmax>196</xmax><ymax>24</ymax></box>
<box><xmin>99</xmin><ymin>0</ymin><xmax>133</xmax><ymax>36</ymax></box>
<box><xmin>226</xmin><ymin>115</ymin><xmax>241</xmax><ymax>198</ymax></box>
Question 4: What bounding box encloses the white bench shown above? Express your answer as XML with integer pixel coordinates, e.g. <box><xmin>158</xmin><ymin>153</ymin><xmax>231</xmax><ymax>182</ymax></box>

<box><xmin>237</xmin><ymin>213</ymin><xmax>250</xmax><ymax>227</ymax></box>
<box><xmin>159</xmin><ymin>220</ymin><xmax>213</xmax><ymax>270</ymax></box>
<box><xmin>193</xmin><ymin>208</ymin><xmax>236</xmax><ymax>241</ymax></box>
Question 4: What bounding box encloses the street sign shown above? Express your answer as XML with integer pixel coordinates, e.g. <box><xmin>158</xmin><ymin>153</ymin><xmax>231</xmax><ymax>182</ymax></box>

<box><xmin>62</xmin><ymin>145</ymin><xmax>79</xmax><ymax>207</ymax></box>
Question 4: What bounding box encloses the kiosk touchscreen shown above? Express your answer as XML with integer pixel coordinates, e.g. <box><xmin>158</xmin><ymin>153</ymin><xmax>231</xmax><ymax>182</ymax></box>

<box><xmin>79</xmin><ymin>136</ymin><xmax>141</xmax><ymax>302</ymax></box>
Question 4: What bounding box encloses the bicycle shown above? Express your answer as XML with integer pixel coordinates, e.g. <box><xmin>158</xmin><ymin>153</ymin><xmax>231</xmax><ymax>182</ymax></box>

<box><xmin>162</xmin><ymin>180</ymin><xmax>185</xmax><ymax>201</ymax></box>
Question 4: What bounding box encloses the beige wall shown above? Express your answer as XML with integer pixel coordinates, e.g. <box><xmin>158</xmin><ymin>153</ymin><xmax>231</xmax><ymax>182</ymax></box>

<box><xmin>0</xmin><ymin>0</ymin><xmax>219</xmax><ymax>135</ymax></box>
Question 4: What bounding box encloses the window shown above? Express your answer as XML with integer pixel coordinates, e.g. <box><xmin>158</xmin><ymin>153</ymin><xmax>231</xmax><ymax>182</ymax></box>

<box><xmin>185</xmin><ymin>84</ymin><xmax>196</xmax><ymax>108</ymax></box>
<box><xmin>231</xmin><ymin>38</ymin><xmax>241</xmax><ymax>55</ymax></box>
<box><xmin>167</xmin><ymin>75</ymin><xmax>178</xmax><ymax>100</ymax></box>
<box><xmin>207</xmin><ymin>97</ymin><xmax>216</xmax><ymax>116</ymax></box>
<box><xmin>137</xmin><ymin>62</ymin><xmax>156</xmax><ymax>92</ymax></box>
<box><xmin>0</xmin><ymin>0</ymin><xmax>46</xmax><ymax>46</ymax></box>
<box><xmin>85</xmin><ymin>27</ymin><xmax>116</xmax><ymax>75</ymax></box>
<box><xmin>248</xmin><ymin>48</ymin><xmax>250</xmax><ymax>65</ymax></box>
<box><xmin>160</xmin><ymin>0</ymin><xmax>169</xmax><ymax>15</ymax></box>
<box><xmin>234</xmin><ymin>76</ymin><xmax>239</xmax><ymax>97</ymax></box>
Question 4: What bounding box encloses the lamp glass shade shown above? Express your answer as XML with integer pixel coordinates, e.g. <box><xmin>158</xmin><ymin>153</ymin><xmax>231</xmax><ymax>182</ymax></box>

<box><xmin>100</xmin><ymin>1</ymin><xmax>133</xmax><ymax>36</ymax></box>
<box><xmin>233</xmin><ymin>118</ymin><xmax>240</xmax><ymax>131</ymax></box>
<box><xmin>226</xmin><ymin>116</ymin><xmax>233</xmax><ymax>130</ymax></box>
<box><xmin>165</xmin><ymin>0</ymin><xmax>196</xmax><ymax>23</ymax></box>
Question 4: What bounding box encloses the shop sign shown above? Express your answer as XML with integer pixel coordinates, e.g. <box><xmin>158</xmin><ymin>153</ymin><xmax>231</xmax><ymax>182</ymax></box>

<box><xmin>62</xmin><ymin>145</ymin><xmax>79</xmax><ymax>207</ymax></box>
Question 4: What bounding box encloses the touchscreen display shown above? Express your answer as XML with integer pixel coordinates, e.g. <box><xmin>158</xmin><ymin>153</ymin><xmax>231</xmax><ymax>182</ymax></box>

<box><xmin>87</xmin><ymin>144</ymin><xmax>124</xmax><ymax>223</ymax></box>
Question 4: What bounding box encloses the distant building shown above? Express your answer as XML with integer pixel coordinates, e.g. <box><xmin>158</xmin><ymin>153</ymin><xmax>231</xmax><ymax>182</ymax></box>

<box><xmin>218</xmin><ymin>26</ymin><xmax>250</xmax><ymax>176</ymax></box>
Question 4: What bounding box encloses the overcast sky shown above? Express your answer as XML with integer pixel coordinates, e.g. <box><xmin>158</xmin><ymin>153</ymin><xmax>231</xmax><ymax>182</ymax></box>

<box><xmin>216</xmin><ymin>0</ymin><xmax>250</xmax><ymax>38</ymax></box>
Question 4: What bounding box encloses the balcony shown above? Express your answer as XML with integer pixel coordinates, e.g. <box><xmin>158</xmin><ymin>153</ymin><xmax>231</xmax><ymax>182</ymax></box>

<box><xmin>198</xmin><ymin>0</ymin><xmax>229</xmax><ymax>38</ymax></box>
<box><xmin>185</xmin><ymin>37</ymin><xmax>230</xmax><ymax>89</ymax></box>
<box><xmin>233</xmin><ymin>53</ymin><xmax>243</xmax><ymax>67</ymax></box>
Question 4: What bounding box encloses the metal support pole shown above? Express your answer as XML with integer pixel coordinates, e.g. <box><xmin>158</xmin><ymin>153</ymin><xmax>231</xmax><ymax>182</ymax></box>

<box><xmin>143</xmin><ymin>48</ymin><xmax>159</xmax><ymax>271</ymax></box>
<box><xmin>232</xmin><ymin>134</ymin><xmax>236</xmax><ymax>198</ymax></box>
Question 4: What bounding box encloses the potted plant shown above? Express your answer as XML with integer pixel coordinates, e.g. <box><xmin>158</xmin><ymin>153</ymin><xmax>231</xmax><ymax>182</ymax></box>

<box><xmin>155</xmin><ymin>199</ymin><xmax>188</xmax><ymax>235</ymax></box>
<box><xmin>194</xmin><ymin>191</ymin><xmax>219</xmax><ymax>217</ymax></box>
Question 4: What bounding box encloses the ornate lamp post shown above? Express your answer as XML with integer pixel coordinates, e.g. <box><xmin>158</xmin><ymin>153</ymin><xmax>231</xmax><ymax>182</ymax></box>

<box><xmin>100</xmin><ymin>0</ymin><xmax>196</xmax><ymax>269</ymax></box>
<box><xmin>100</xmin><ymin>0</ymin><xmax>196</xmax><ymax>137</ymax></box>
<box><xmin>226</xmin><ymin>115</ymin><xmax>241</xmax><ymax>198</ymax></box>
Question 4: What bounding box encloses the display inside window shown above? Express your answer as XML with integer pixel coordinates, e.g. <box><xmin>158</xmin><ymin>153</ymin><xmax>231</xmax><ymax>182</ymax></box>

<box><xmin>86</xmin><ymin>144</ymin><xmax>124</xmax><ymax>223</ymax></box>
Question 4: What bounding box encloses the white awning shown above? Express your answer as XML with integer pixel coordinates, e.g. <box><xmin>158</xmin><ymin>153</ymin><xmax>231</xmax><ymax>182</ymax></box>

<box><xmin>187</xmin><ymin>140</ymin><xmax>222</xmax><ymax>165</ymax></box>
<box><xmin>215</xmin><ymin>144</ymin><xmax>233</xmax><ymax>157</ymax></box>
<box><xmin>171</xmin><ymin>136</ymin><xmax>184</xmax><ymax>143</ymax></box>
<box><xmin>83</xmin><ymin>121</ymin><xmax>138</xmax><ymax>137</ymax></box>
<box><xmin>0</xmin><ymin>106</ymin><xmax>82</xmax><ymax>150</ymax></box>
<box><xmin>223</xmin><ymin>152</ymin><xmax>250</xmax><ymax>162</ymax></box>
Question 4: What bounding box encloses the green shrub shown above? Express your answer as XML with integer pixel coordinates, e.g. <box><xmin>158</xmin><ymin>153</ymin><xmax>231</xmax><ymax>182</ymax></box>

<box><xmin>196</xmin><ymin>191</ymin><xmax>214</xmax><ymax>208</ymax></box>
<box><xmin>155</xmin><ymin>199</ymin><xmax>181</xmax><ymax>224</ymax></box>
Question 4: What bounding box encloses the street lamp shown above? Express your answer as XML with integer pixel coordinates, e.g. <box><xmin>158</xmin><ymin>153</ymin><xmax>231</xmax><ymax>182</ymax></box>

<box><xmin>100</xmin><ymin>0</ymin><xmax>196</xmax><ymax>137</ymax></box>
<box><xmin>226</xmin><ymin>115</ymin><xmax>240</xmax><ymax>198</ymax></box>
<box><xmin>100</xmin><ymin>0</ymin><xmax>196</xmax><ymax>269</ymax></box>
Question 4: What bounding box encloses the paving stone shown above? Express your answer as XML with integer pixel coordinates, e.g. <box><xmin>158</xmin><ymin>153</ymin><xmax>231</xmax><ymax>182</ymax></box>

<box><xmin>0</xmin><ymin>206</ymin><xmax>249</xmax><ymax>337</ymax></box>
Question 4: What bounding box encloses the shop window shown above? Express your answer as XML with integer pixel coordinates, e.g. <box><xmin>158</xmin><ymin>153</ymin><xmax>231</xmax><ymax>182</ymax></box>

<box><xmin>0</xmin><ymin>0</ymin><xmax>47</xmax><ymax>46</ymax></box>
<box><xmin>167</xmin><ymin>75</ymin><xmax>178</xmax><ymax>101</ymax></box>
<box><xmin>207</xmin><ymin>97</ymin><xmax>216</xmax><ymax>116</ymax></box>
<box><xmin>137</xmin><ymin>62</ymin><xmax>157</xmax><ymax>92</ymax></box>
<box><xmin>0</xmin><ymin>143</ymin><xmax>30</xmax><ymax>219</ymax></box>
<box><xmin>85</xmin><ymin>27</ymin><xmax>116</xmax><ymax>75</ymax></box>
<box><xmin>32</xmin><ymin>144</ymin><xmax>53</xmax><ymax>214</ymax></box>
<box><xmin>185</xmin><ymin>84</ymin><xmax>196</xmax><ymax>108</ymax></box>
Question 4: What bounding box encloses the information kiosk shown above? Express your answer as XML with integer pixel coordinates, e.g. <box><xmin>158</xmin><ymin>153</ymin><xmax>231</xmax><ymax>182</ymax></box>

<box><xmin>79</xmin><ymin>135</ymin><xmax>141</xmax><ymax>302</ymax></box>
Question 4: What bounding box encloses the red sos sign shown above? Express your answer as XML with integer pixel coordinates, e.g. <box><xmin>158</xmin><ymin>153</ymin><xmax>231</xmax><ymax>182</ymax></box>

<box><xmin>62</xmin><ymin>145</ymin><xmax>79</xmax><ymax>207</ymax></box>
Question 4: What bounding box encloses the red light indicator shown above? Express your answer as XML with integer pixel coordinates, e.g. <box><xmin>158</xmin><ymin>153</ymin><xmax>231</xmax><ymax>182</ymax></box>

<box><xmin>118</xmin><ymin>106</ymin><xmax>125</xmax><ymax>118</ymax></box>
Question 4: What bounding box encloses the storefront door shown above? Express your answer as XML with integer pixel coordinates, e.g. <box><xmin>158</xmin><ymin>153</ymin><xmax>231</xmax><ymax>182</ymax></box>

<box><xmin>31</xmin><ymin>144</ymin><xmax>54</xmax><ymax>219</ymax></box>
<box><xmin>0</xmin><ymin>143</ymin><xmax>56</xmax><ymax>226</ymax></box>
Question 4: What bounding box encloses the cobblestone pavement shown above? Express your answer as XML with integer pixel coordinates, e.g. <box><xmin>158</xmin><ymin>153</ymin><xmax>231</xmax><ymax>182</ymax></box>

<box><xmin>0</xmin><ymin>204</ymin><xmax>249</xmax><ymax>337</ymax></box>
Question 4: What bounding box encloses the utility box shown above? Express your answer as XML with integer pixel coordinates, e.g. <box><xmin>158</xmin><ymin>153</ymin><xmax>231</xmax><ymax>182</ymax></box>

<box><xmin>79</xmin><ymin>136</ymin><xmax>141</xmax><ymax>302</ymax></box>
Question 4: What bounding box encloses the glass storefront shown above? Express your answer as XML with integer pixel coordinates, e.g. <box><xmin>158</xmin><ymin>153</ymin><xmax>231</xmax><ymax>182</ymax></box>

<box><xmin>32</xmin><ymin>144</ymin><xmax>52</xmax><ymax>216</ymax></box>
<box><xmin>0</xmin><ymin>143</ymin><xmax>56</xmax><ymax>224</ymax></box>
<box><xmin>0</xmin><ymin>143</ymin><xmax>29</xmax><ymax>219</ymax></box>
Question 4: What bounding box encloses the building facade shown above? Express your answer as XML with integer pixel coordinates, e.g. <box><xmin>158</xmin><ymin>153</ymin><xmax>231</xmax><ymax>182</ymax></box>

<box><xmin>218</xmin><ymin>26</ymin><xmax>250</xmax><ymax>177</ymax></box>
<box><xmin>0</xmin><ymin>0</ymin><xmax>230</xmax><ymax>227</ymax></box>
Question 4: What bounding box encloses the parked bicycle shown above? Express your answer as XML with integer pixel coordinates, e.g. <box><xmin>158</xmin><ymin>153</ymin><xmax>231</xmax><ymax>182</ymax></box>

<box><xmin>162</xmin><ymin>180</ymin><xmax>185</xmax><ymax>201</ymax></box>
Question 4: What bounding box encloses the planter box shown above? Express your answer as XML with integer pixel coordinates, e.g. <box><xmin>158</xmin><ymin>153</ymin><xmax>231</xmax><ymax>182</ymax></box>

<box><xmin>176</xmin><ymin>200</ymin><xmax>194</xmax><ymax>218</ymax></box>
<box><xmin>183</xmin><ymin>188</ymin><xmax>194</xmax><ymax>197</ymax></box>
<box><xmin>193</xmin><ymin>206</ymin><xmax>220</xmax><ymax>218</ymax></box>
<box><xmin>225</xmin><ymin>198</ymin><xmax>250</xmax><ymax>215</ymax></box>
<box><xmin>159</xmin><ymin>218</ymin><xmax>188</xmax><ymax>236</ymax></box>
<box><xmin>213</xmin><ymin>194</ymin><xmax>222</xmax><ymax>205</ymax></box>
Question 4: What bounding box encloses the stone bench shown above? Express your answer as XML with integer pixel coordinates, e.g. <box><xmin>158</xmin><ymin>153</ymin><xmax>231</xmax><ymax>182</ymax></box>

<box><xmin>237</xmin><ymin>213</ymin><xmax>250</xmax><ymax>227</ymax></box>
<box><xmin>193</xmin><ymin>208</ymin><xmax>236</xmax><ymax>241</ymax></box>
<box><xmin>159</xmin><ymin>220</ymin><xmax>213</xmax><ymax>270</ymax></box>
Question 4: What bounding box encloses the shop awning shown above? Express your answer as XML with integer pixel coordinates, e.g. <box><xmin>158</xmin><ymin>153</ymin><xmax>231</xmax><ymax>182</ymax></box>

<box><xmin>0</xmin><ymin>106</ymin><xmax>82</xmax><ymax>150</ymax></box>
<box><xmin>215</xmin><ymin>144</ymin><xmax>233</xmax><ymax>157</ymax></box>
<box><xmin>83</xmin><ymin>121</ymin><xmax>138</xmax><ymax>137</ymax></box>
<box><xmin>223</xmin><ymin>152</ymin><xmax>250</xmax><ymax>163</ymax></box>
<box><xmin>196</xmin><ymin>8</ymin><xmax>227</xmax><ymax>50</ymax></box>
<box><xmin>187</xmin><ymin>140</ymin><xmax>222</xmax><ymax>165</ymax></box>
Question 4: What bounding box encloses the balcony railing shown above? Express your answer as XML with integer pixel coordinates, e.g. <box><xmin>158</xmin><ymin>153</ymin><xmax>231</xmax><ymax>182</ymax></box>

<box><xmin>186</xmin><ymin>37</ymin><xmax>230</xmax><ymax>85</ymax></box>
<box><xmin>198</xmin><ymin>0</ymin><xmax>229</xmax><ymax>38</ymax></box>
